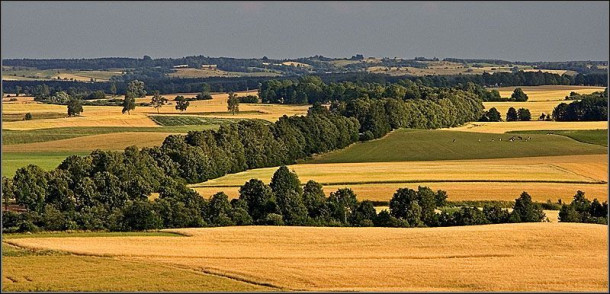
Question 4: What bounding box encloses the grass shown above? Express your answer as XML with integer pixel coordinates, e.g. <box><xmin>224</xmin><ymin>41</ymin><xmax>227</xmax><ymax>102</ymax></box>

<box><xmin>149</xmin><ymin>115</ymin><xmax>247</xmax><ymax>126</ymax></box>
<box><xmin>2</xmin><ymin>112</ymin><xmax>67</xmax><ymax>122</ymax></box>
<box><xmin>2</xmin><ymin>125</ymin><xmax>219</xmax><ymax>145</ymax></box>
<box><xmin>2</xmin><ymin>152</ymin><xmax>89</xmax><ymax>177</ymax></box>
<box><xmin>510</xmin><ymin>129</ymin><xmax>608</xmax><ymax>147</ymax></box>
<box><xmin>5</xmin><ymin>224</ymin><xmax>607</xmax><ymax>291</ymax></box>
<box><xmin>447</xmin><ymin>120</ymin><xmax>608</xmax><ymax>134</ymax></box>
<box><xmin>309</xmin><ymin>129</ymin><xmax>606</xmax><ymax>164</ymax></box>
<box><xmin>1</xmin><ymin>243</ymin><xmax>270</xmax><ymax>292</ymax></box>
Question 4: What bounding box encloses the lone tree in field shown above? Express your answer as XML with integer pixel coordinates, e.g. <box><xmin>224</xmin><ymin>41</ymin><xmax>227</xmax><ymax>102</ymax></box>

<box><xmin>517</xmin><ymin>108</ymin><xmax>531</xmax><ymax>121</ymax></box>
<box><xmin>122</xmin><ymin>94</ymin><xmax>136</xmax><ymax>114</ymax></box>
<box><xmin>122</xmin><ymin>80</ymin><xmax>145</xmax><ymax>114</ymax></box>
<box><xmin>151</xmin><ymin>91</ymin><xmax>168</xmax><ymax>113</ymax></box>
<box><xmin>227</xmin><ymin>92</ymin><xmax>240</xmax><ymax>115</ymax></box>
<box><xmin>506</xmin><ymin>107</ymin><xmax>518</xmax><ymax>121</ymax></box>
<box><xmin>484</xmin><ymin>107</ymin><xmax>502</xmax><ymax>122</ymax></box>
<box><xmin>196</xmin><ymin>83</ymin><xmax>212</xmax><ymax>100</ymax></box>
<box><xmin>24</xmin><ymin>113</ymin><xmax>32</xmax><ymax>120</ymax></box>
<box><xmin>175</xmin><ymin>95</ymin><xmax>190</xmax><ymax>112</ymax></box>
<box><xmin>67</xmin><ymin>97</ymin><xmax>83</xmax><ymax>116</ymax></box>
<box><xmin>15</xmin><ymin>86</ymin><xmax>22</xmax><ymax>97</ymax></box>
<box><xmin>511</xmin><ymin>88</ymin><xmax>528</xmax><ymax>102</ymax></box>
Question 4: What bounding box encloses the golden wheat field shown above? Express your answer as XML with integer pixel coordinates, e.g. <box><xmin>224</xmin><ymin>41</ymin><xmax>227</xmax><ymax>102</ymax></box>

<box><xmin>483</xmin><ymin>100</ymin><xmax>572</xmax><ymax>118</ymax></box>
<box><xmin>1</xmin><ymin>132</ymin><xmax>175</xmax><ymax>152</ymax></box>
<box><xmin>191</xmin><ymin>154</ymin><xmax>608</xmax><ymax>203</ymax></box>
<box><xmin>1</xmin><ymin>249</ymin><xmax>269</xmax><ymax>292</ymax></box>
<box><xmin>5</xmin><ymin>224</ymin><xmax>607</xmax><ymax>291</ymax></box>
<box><xmin>491</xmin><ymin>85</ymin><xmax>605</xmax><ymax>102</ymax></box>
<box><xmin>2</xmin><ymin>91</ymin><xmax>309</xmax><ymax>130</ymax></box>
<box><xmin>195</xmin><ymin>181</ymin><xmax>608</xmax><ymax>203</ymax></box>
<box><xmin>449</xmin><ymin>121</ymin><xmax>608</xmax><ymax>133</ymax></box>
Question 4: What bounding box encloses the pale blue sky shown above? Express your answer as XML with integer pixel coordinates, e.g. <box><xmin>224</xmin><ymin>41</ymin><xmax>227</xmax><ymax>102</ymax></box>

<box><xmin>2</xmin><ymin>1</ymin><xmax>608</xmax><ymax>61</ymax></box>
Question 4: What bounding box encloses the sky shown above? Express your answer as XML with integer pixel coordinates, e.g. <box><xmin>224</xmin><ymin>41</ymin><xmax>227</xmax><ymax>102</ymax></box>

<box><xmin>1</xmin><ymin>1</ymin><xmax>608</xmax><ymax>62</ymax></box>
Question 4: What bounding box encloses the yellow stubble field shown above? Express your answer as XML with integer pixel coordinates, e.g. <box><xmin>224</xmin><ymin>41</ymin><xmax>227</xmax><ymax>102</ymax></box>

<box><xmin>6</xmin><ymin>223</ymin><xmax>608</xmax><ymax>291</ymax></box>
<box><xmin>2</xmin><ymin>91</ymin><xmax>309</xmax><ymax>130</ymax></box>
<box><xmin>191</xmin><ymin>154</ymin><xmax>608</xmax><ymax>203</ymax></box>
<box><xmin>450</xmin><ymin>121</ymin><xmax>608</xmax><ymax>134</ymax></box>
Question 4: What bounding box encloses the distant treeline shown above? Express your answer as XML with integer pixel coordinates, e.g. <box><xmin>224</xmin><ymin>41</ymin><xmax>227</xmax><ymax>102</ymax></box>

<box><xmin>3</xmin><ymin>70</ymin><xmax>607</xmax><ymax>97</ymax></box>
<box><xmin>2</xmin><ymin>164</ymin><xmax>550</xmax><ymax>232</ymax></box>
<box><xmin>444</xmin><ymin>58</ymin><xmax>608</xmax><ymax>74</ymax></box>
<box><xmin>3</xmin><ymin>55</ymin><xmax>284</xmax><ymax>72</ymax></box>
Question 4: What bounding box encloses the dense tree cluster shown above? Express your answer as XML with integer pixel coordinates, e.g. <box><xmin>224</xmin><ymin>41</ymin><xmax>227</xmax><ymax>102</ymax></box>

<box><xmin>558</xmin><ymin>191</ymin><xmax>608</xmax><ymax>224</ymax></box>
<box><xmin>479</xmin><ymin>107</ymin><xmax>502</xmax><ymax>122</ymax></box>
<box><xmin>552</xmin><ymin>95</ymin><xmax>608</xmax><ymax>121</ymax></box>
<box><xmin>1</xmin><ymin>164</ymin><xmax>548</xmax><ymax>232</ymax></box>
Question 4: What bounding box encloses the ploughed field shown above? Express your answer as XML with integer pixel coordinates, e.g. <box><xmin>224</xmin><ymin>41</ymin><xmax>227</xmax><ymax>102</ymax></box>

<box><xmin>4</xmin><ymin>224</ymin><xmax>608</xmax><ymax>292</ymax></box>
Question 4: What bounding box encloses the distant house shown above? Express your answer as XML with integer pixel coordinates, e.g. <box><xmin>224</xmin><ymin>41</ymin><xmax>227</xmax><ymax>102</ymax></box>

<box><xmin>173</xmin><ymin>64</ymin><xmax>189</xmax><ymax>68</ymax></box>
<box><xmin>201</xmin><ymin>64</ymin><xmax>218</xmax><ymax>69</ymax></box>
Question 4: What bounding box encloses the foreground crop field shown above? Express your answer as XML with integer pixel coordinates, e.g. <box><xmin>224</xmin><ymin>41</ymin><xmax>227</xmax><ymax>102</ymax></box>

<box><xmin>193</xmin><ymin>154</ymin><xmax>608</xmax><ymax>203</ymax></box>
<box><xmin>1</xmin><ymin>236</ymin><xmax>269</xmax><ymax>292</ymax></box>
<box><xmin>4</xmin><ymin>224</ymin><xmax>607</xmax><ymax>291</ymax></box>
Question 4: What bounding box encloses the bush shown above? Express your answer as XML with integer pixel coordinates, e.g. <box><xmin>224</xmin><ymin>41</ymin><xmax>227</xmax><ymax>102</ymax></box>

<box><xmin>239</xmin><ymin>95</ymin><xmax>259</xmax><ymax>103</ymax></box>
<box><xmin>24</xmin><ymin>113</ymin><xmax>32</xmax><ymax>120</ymax></box>
<box><xmin>264</xmin><ymin>213</ymin><xmax>285</xmax><ymax>225</ymax></box>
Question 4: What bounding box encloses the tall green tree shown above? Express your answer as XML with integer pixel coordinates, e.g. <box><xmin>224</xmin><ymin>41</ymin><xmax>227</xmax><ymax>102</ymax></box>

<box><xmin>67</xmin><ymin>97</ymin><xmax>83</xmax><ymax>116</ymax></box>
<box><xmin>517</xmin><ymin>108</ymin><xmax>531</xmax><ymax>121</ymax></box>
<box><xmin>511</xmin><ymin>88</ymin><xmax>528</xmax><ymax>102</ymax></box>
<box><xmin>151</xmin><ymin>91</ymin><xmax>168</xmax><ymax>113</ymax></box>
<box><xmin>506</xmin><ymin>107</ymin><xmax>518</xmax><ymax>121</ymax></box>
<box><xmin>122</xmin><ymin>94</ymin><xmax>136</xmax><ymax>114</ymax></box>
<box><xmin>174</xmin><ymin>95</ymin><xmax>190</xmax><ymax>112</ymax></box>
<box><xmin>227</xmin><ymin>92</ymin><xmax>240</xmax><ymax>115</ymax></box>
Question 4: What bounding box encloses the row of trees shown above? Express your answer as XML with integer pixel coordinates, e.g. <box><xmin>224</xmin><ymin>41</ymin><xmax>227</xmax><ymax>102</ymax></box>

<box><xmin>1</xmin><ymin>164</ymin><xmax>549</xmax><ymax>232</ymax></box>
<box><xmin>4</xmin><ymin>71</ymin><xmax>606</xmax><ymax>99</ymax></box>
<box><xmin>552</xmin><ymin>95</ymin><xmax>608</xmax><ymax>121</ymax></box>
<box><xmin>558</xmin><ymin>191</ymin><xmax>608</xmax><ymax>224</ymax></box>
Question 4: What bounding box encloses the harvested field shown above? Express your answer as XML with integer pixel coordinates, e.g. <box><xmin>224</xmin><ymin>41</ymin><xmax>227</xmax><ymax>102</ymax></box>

<box><xmin>2</xmin><ymin>91</ymin><xmax>308</xmax><ymax>130</ymax></box>
<box><xmin>490</xmin><ymin>85</ymin><xmax>605</xmax><ymax>102</ymax></box>
<box><xmin>6</xmin><ymin>224</ymin><xmax>608</xmax><ymax>291</ymax></box>
<box><xmin>195</xmin><ymin>181</ymin><xmax>608</xmax><ymax>203</ymax></box>
<box><xmin>483</xmin><ymin>100</ymin><xmax>569</xmax><ymax>118</ymax></box>
<box><xmin>1</xmin><ymin>243</ymin><xmax>268</xmax><ymax>292</ymax></box>
<box><xmin>192</xmin><ymin>154</ymin><xmax>608</xmax><ymax>203</ymax></box>
<box><xmin>449</xmin><ymin>121</ymin><xmax>607</xmax><ymax>133</ymax></box>
<box><xmin>2</xmin><ymin>132</ymin><xmax>174</xmax><ymax>152</ymax></box>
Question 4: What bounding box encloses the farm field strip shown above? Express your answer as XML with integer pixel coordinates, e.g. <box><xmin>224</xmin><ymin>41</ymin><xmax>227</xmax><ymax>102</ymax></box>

<box><xmin>194</xmin><ymin>182</ymin><xmax>607</xmax><ymax>203</ymax></box>
<box><xmin>6</xmin><ymin>224</ymin><xmax>608</xmax><ymax>292</ymax></box>
<box><xmin>449</xmin><ymin>121</ymin><xmax>608</xmax><ymax>133</ymax></box>
<box><xmin>199</xmin><ymin>154</ymin><xmax>609</xmax><ymax>185</ymax></box>
<box><xmin>310</xmin><ymin>129</ymin><xmax>607</xmax><ymax>163</ymax></box>
<box><xmin>489</xmin><ymin>85</ymin><xmax>605</xmax><ymax>102</ymax></box>
<box><xmin>193</xmin><ymin>154</ymin><xmax>608</xmax><ymax>203</ymax></box>
<box><xmin>2</xmin><ymin>91</ymin><xmax>308</xmax><ymax>130</ymax></box>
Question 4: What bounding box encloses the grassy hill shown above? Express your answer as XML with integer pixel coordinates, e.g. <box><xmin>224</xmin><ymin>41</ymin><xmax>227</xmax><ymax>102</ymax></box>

<box><xmin>510</xmin><ymin>129</ymin><xmax>608</xmax><ymax>147</ymax></box>
<box><xmin>309</xmin><ymin>129</ymin><xmax>607</xmax><ymax>163</ymax></box>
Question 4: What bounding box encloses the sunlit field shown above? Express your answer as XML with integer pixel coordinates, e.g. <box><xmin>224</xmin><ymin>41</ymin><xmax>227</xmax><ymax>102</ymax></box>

<box><xmin>5</xmin><ymin>224</ymin><xmax>607</xmax><ymax>292</ymax></box>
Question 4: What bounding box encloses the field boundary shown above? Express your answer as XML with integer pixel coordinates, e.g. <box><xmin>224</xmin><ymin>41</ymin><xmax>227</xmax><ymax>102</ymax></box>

<box><xmin>193</xmin><ymin>179</ymin><xmax>608</xmax><ymax>189</ymax></box>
